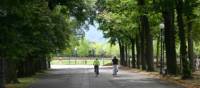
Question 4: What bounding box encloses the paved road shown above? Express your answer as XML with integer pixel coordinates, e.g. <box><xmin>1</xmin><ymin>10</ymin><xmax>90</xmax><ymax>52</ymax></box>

<box><xmin>28</xmin><ymin>65</ymin><xmax>184</xmax><ymax>88</ymax></box>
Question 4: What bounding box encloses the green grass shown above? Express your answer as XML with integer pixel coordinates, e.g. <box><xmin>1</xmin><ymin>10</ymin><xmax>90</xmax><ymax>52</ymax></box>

<box><xmin>51</xmin><ymin>59</ymin><xmax>112</xmax><ymax>65</ymax></box>
<box><xmin>5</xmin><ymin>73</ymin><xmax>44</xmax><ymax>88</ymax></box>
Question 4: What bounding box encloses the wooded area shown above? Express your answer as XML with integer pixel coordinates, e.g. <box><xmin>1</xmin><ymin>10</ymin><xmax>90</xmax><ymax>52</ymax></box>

<box><xmin>1</xmin><ymin>0</ymin><xmax>200</xmax><ymax>88</ymax></box>
<box><xmin>0</xmin><ymin>0</ymin><xmax>94</xmax><ymax>88</ymax></box>
<box><xmin>96</xmin><ymin>0</ymin><xmax>200</xmax><ymax>79</ymax></box>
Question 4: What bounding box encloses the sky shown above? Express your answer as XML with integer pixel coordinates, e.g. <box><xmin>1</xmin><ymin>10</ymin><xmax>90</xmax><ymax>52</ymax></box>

<box><xmin>85</xmin><ymin>23</ymin><xmax>107</xmax><ymax>43</ymax></box>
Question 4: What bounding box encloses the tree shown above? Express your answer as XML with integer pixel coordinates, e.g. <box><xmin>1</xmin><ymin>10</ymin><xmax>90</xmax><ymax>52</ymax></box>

<box><xmin>137</xmin><ymin>0</ymin><xmax>154</xmax><ymax>71</ymax></box>
<box><xmin>176</xmin><ymin>0</ymin><xmax>192</xmax><ymax>79</ymax></box>
<box><xmin>161</xmin><ymin>0</ymin><xmax>178</xmax><ymax>75</ymax></box>
<box><xmin>0</xmin><ymin>0</ymin><xmax>93</xmax><ymax>87</ymax></box>
<box><xmin>184</xmin><ymin>0</ymin><xmax>199</xmax><ymax>71</ymax></box>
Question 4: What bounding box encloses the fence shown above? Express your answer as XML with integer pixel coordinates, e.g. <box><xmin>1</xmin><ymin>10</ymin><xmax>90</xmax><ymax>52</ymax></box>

<box><xmin>51</xmin><ymin>57</ymin><xmax>112</xmax><ymax>65</ymax></box>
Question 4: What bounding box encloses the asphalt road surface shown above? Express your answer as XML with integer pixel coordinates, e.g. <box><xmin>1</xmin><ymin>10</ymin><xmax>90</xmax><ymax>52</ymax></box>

<box><xmin>28</xmin><ymin>65</ymin><xmax>184</xmax><ymax>88</ymax></box>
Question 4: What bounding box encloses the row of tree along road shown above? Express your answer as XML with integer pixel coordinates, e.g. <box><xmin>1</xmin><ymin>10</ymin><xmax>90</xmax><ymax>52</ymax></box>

<box><xmin>1</xmin><ymin>0</ymin><xmax>200</xmax><ymax>88</ymax></box>
<box><xmin>95</xmin><ymin>0</ymin><xmax>200</xmax><ymax>79</ymax></box>
<box><xmin>0</xmin><ymin>0</ymin><xmax>94</xmax><ymax>88</ymax></box>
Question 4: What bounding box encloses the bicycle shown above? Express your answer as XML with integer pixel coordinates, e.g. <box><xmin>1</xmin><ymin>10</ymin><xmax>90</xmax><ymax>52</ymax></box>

<box><xmin>94</xmin><ymin>65</ymin><xmax>99</xmax><ymax>77</ymax></box>
<box><xmin>112</xmin><ymin>65</ymin><xmax>118</xmax><ymax>76</ymax></box>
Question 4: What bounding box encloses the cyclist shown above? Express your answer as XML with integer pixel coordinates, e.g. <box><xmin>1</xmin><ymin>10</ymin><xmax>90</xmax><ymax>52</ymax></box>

<box><xmin>112</xmin><ymin>56</ymin><xmax>119</xmax><ymax>76</ymax></box>
<box><xmin>93</xmin><ymin>58</ymin><xmax>100</xmax><ymax>77</ymax></box>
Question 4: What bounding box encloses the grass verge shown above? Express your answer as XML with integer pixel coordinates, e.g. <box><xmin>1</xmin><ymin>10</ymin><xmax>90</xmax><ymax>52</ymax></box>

<box><xmin>5</xmin><ymin>73</ymin><xmax>44</xmax><ymax>88</ymax></box>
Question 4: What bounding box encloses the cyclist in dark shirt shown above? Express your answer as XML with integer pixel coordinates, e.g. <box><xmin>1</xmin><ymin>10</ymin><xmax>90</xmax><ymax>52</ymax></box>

<box><xmin>112</xmin><ymin>56</ymin><xmax>118</xmax><ymax>76</ymax></box>
<box><xmin>112</xmin><ymin>56</ymin><xmax>118</xmax><ymax>65</ymax></box>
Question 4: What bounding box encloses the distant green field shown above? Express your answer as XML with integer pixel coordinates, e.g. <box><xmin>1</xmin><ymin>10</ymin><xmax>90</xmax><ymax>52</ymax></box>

<box><xmin>51</xmin><ymin>59</ymin><xmax>112</xmax><ymax>65</ymax></box>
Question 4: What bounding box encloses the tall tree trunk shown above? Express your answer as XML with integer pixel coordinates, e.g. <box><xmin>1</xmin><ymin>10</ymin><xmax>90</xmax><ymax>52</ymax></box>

<box><xmin>138</xmin><ymin>0</ymin><xmax>154</xmax><ymax>71</ymax></box>
<box><xmin>17</xmin><ymin>60</ymin><xmax>24</xmax><ymax>77</ymax></box>
<box><xmin>131</xmin><ymin>39</ymin><xmax>136</xmax><ymax>68</ymax></box>
<box><xmin>136</xmin><ymin>32</ymin><xmax>141</xmax><ymax>69</ymax></box>
<box><xmin>118</xmin><ymin>40</ymin><xmax>125</xmax><ymax>65</ymax></box>
<box><xmin>140</xmin><ymin>24</ymin><xmax>146</xmax><ymax>70</ymax></box>
<box><xmin>127</xmin><ymin>45</ymin><xmax>131</xmax><ymax>67</ymax></box>
<box><xmin>125</xmin><ymin>44</ymin><xmax>128</xmax><ymax>66</ymax></box>
<box><xmin>26</xmin><ymin>56</ymin><xmax>35</xmax><ymax>76</ymax></box>
<box><xmin>48</xmin><ymin>58</ymin><xmax>51</xmax><ymax>69</ymax></box>
<box><xmin>29</xmin><ymin>57</ymin><xmax>35</xmax><ymax>76</ymax></box>
<box><xmin>156</xmin><ymin>35</ymin><xmax>160</xmax><ymax>67</ymax></box>
<box><xmin>25</xmin><ymin>59</ymin><xmax>31</xmax><ymax>77</ymax></box>
<box><xmin>128</xmin><ymin>47</ymin><xmax>131</xmax><ymax>67</ymax></box>
<box><xmin>187</xmin><ymin>16</ymin><xmax>194</xmax><ymax>71</ymax></box>
<box><xmin>0</xmin><ymin>56</ymin><xmax>5</xmax><ymax>88</ymax></box>
<box><xmin>42</xmin><ymin>57</ymin><xmax>48</xmax><ymax>70</ymax></box>
<box><xmin>5</xmin><ymin>59</ymin><xmax>19</xmax><ymax>83</ymax></box>
<box><xmin>24</xmin><ymin>58</ymin><xmax>30</xmax><ymax>77</ymax></box>
<box><xmin>46</xmin><ymin>56</ymin><xmax>51</xmax><ymax>69</ymax></box>
<box><xmin>143</xmin><ymin>15</ymin><xmax>154</xmax><ymax>71</ymax></box>
<box><xmin>176</xmin><ymin>0</ymin><xmax>192</xmax><ymax>79</ymax></box>
<box><xmin>138</xmin><ymin>0</ymin><xmax>146</xmax><ymax>70</ymax></box>
<box><xmin>122</xmin><ymin>43</ymin><xmax>126</xmax><ymax>66</ymax></box>
<box><xmin>34</xmin><ymin>58</ymin><xmax>41</xmax><ymax>73</ymax></box>
<box><xmin>38</xmin><ymin>58</ymin><xmax>42</xmax><ymax>72</ymax></box>
<box><xmin>162</xmin><ymin>0</ymin><xmax>177</xmax><ymax>75</ymax></box>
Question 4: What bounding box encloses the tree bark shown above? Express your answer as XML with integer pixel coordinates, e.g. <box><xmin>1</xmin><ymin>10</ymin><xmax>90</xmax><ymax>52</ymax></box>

<box><xmin>187</xmin><ymin>16</ymin><xmax>194</xmax><ymax>71</ymax></box>
<box><xmin>0</xmin><ymin>56</ymin><xmax>5</xmax><ymax>88</ymax></box>
<box><xmin>131</xmin><ymin>39</ymin><xmax>136</xmax><ymax>68</ymax></box>
<box><xmin>138</xmin><ymin>0</ymin><xmax>154</xmax><ymax>71</ymax></box>
<box><xmin>5</xmin><ymin>59</ymin><xmax>19</xmax><ymax>83</ymax></box>
<box><xmin>176</xmin><ymin>0</ymin><xmax>192</xmax><ymax>79</ymax></box>
<box><xmin>17</xmin><ymin>59</ymin><xmax>28</xmax><ymax>77</ymax></box>
<box><xmin>46</xmin><ymin>56</ymin><xmax>51</xmax><ymax>69</ymax></box>
<box><xmin>119</xmin><ymin>40</ymin><xmax>122</xmax><ymax>65</ymax></box>
<box><xmin>136</xmin><ymin>31</ymin><xmax>141</xmax><ymax>69</ymax></box>
<box><xmin>162</xmin><ymin>0</ymin><xmax>177</xmax><ymax>75</ymax></box>
<box><xmin>138</xmin><ymin>0</ymin><xmax>146</xmax><ymax>71</ymax></box>
<box><xmin>140</xmin><ymin>23</ymin><xmax>146</xmax><ymax>70</ymax></box>
<box><xmin>156</xmin><ymin>35</ymin><xmax>160</xmax><ymax>67</ymax></box>
<box><xmin>127</xmin><ymin>45</ymin><xmax>131</xmax><ymax>67</ymax></box>
<box><xmin>48</xmin><ymin>58</ymin><xmax>51</xmax><ymax>69</ymax></box>
<box><xmin>143</xmin><ymin>15</ymin><xmax>154</xmax><ymax>71</ymax></box>
<box><xmin>17</xmin><ymin>60</ymin><xmax>24</xmax><ymax>77</ymax></box>
<box><xmin>118</xmin><ymin>40</ymin><xmax>125</xmax><ymax>65</ymax></box>
<box><xmin>125</xmin><ymin>44</ymin><xmax>128</xmax><ymax>66</ymax></box>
